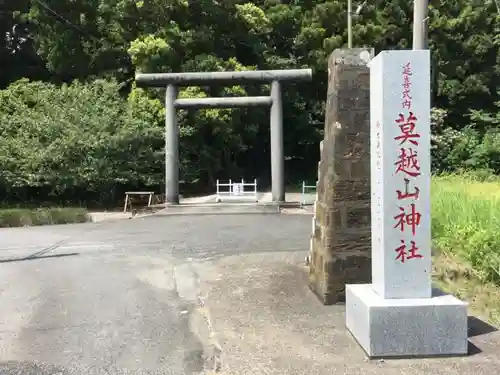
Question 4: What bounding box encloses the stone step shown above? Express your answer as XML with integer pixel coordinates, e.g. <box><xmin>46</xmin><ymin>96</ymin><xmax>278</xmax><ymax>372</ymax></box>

<box><xmin>154</xmin><ymin>204</ymin><xmax>280</xmax><ymax>216</ymax></box>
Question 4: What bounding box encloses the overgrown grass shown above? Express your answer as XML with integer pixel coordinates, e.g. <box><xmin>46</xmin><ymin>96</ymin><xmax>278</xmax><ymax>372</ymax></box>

<box><xmin>425</xmin><ymin>173</ymin><xmax>500</xmax><ymax>324</ymax></box>
<box><xmin>431</xmin><ymin>171</ymin><xmax>500</xmax><ymax>323</ymax></box>
<box><xmin>0</xmin><ymin>207</ymin><xmax>90</xmax><ymax>228</ymax></box>
<box><xmin>433</xmin><ymin>251</ymin><xmax>500</xmax><ymax>324</ymax></box>
<box><xmin>432</xmin><ymin>173</ymin><xmax>500</xmax><ymax>284</ymax></box>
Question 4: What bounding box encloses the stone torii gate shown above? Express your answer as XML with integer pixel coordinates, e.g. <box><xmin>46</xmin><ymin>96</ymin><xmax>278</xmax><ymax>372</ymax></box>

<box><xmin>135</xmin><ymin>69</ymin><xmax>312</xmax><ymax>205</ymax></box>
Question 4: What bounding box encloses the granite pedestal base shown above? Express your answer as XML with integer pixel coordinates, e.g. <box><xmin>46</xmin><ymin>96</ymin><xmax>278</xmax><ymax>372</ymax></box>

<box><xmin>346</xmin><ymin>284</ymin><xmax>468</xmax><ymax>358</ymax></box>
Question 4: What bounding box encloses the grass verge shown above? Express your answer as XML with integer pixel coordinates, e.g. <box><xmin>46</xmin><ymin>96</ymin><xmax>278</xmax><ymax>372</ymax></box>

<box><xmin>433</xmin><ymin>251</ymin><xmax>500</xmax><ymax>325</ymax></box>
<box><xmin>432</xmin><ymin>173</ymin><xmax>500</xmax><ymax>325</ymax></box>
<box><xmin>0</xmin><ymin>207</ymin><xmax>90</xmax><ymax>228</ymax></box>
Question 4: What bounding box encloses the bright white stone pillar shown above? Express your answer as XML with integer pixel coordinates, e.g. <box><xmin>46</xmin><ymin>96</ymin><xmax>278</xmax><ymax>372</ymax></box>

<box><xmin>345</xmin><ymin>50</ymin><xmax>468</xmax><ymax>358</ymax></box>
<box><xmin>370</xmin><ymin>50</ymin><xmax>431</xmax><ymax>299</ymax></box>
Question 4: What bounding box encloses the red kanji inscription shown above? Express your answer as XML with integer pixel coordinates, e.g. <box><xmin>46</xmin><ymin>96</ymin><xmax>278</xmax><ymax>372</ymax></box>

<box><xmin>402</xmin><ymin>63</ymin><xmax>412</xmax><ymax>109</ymax></box>
<box><xmin>402</xmin><ymin>76</ymin><xmax>411</xmax><ymax>94</ymax></box>
<box><xmin>396</xmin><ymin>178</ymin><xmax>420</xmax><ymax>200</ymax></box>
<box><xmin>394</xmin><ymin>148</ymin><xmax>421</xmax><ymax>177</ymax></box>
<box><xmin>394</xmin><ymin>112</ymin><xmax>420</xmax><ymax>146</ymax></box>
<box><xmin>402</xmin><ymin>84</ymin><xmax>412</xmax><ymax>109</ymax></box>
<box><xmin>402</xmin><ymin>63</ymin><xmax>412</xmax><ymax>76</ymax></box>
<box><xmin>393</xmin><ymin>203</ymin><xmax>421</xmax><ymax>235</ymax></box>
<box><xmin>395</xmin><ymin>239</ymin><xmax>423</xmax><ymax>263</ymax></box>
<box><xmin>402</xmin><ymin>98</ymin><xmax>412</xmax><ymax>110</ymax></box>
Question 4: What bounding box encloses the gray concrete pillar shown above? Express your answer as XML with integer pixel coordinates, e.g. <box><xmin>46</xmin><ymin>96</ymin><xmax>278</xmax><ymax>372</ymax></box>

<box><xmin>270</xmin><ymin>80</ymin><xmax>285</xmax><ymax>203</ymax></box>
<box><xmin>165</xmin><ymin>84</ymin><xmax>179</xmax><ymax>204</ymax></box>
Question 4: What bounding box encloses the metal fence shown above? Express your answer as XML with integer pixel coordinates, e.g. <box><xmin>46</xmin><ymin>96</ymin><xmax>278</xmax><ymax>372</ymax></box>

<box><xmin>215</xmin><ymin>179</ymin><xmax>258</xmax><ymax>203</ymax></box>
<box><xmin>300</xmin><ymin>181</ymin><xmax>317</xmax><ymax>206</ymax></box>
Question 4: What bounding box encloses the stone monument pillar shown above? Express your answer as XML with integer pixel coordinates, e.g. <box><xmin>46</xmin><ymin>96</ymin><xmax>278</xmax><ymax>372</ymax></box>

<box><xmin>345</xmin><ymin>50</ymin><xmax>468</xmax><ymax>358</ymax></box>
<box><xmin>308</xmin><ymin>48</ymin><xmax>373</xmax><ymax>305</ymax></box>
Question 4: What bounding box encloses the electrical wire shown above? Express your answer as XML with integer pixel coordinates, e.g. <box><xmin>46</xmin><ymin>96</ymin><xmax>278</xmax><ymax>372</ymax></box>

<box><xmin>32</xmin><ymin>0</ymin><xmax>102</xmax><ymax>43</ymax></box>
<box><xmin>29</xmin><ymin>0</ymin><xmax>145</xmax><ymax>84</ymax></box>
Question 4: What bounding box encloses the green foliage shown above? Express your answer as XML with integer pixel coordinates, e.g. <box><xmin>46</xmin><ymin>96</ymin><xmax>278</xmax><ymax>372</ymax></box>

<box><xmin>431</xmin><ymin>98</ymin><xmax>500</xmax><ymax>173</ymax></box>
<box><xmin>0</xmin><ymin>207</ymin><xmax>90</xmax><ymax>228</ymax></box>
<box><xmin>0</xmin><ymin>79</ymin><xmax>164</xmax><ymax>205</ymax></box>
<box><xmin>1</xmin><ymin>0</ymin><xmax>499</xmax><ymax>207</ymax></box>
<box><xmin>432</xmin><ymin>175</ymin><xmax>500</xmax><ymax>284</ymax></box>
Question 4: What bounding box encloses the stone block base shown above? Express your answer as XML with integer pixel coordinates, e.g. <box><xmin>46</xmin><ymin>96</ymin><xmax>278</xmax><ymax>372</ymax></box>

<box><xmin>346</xmin><ymin>284</ymin><xmax>468</xmax><ymax>358</ymax></box>
<box><xmin>308</xmin><ymin>240</ymin><xmax>371</xmax><ymax>305</ymax></box>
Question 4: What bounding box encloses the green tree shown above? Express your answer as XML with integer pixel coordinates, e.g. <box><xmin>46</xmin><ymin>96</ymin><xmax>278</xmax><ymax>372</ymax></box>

<box><xmin>1</xmin><ymin>0</ymin><xmax>499</xmax><ymax>206</ymax></box>
<box><xmin>0</xmin><ymin>0</ymin><xmax>48</xmax><ymax>88</ymax></box>
<box><xmin>0</xmin><ymin>79</ymin><xmax>164</xmax><ymax>205</ymax></box>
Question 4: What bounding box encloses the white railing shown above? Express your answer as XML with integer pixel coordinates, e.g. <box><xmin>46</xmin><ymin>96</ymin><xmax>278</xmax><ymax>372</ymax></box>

<box><xmin>300</xmin><ymin>181</ymin><xmax>318</xmax><ymax>206</ymax></box>
<box><xmin>216</xmin><ymin>179</ymin><xmax>258</xmax><ymax>203</ymax></box>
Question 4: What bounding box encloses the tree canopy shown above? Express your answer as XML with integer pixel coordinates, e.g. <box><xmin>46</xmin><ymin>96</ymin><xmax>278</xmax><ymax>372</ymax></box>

<box><xmin>0</xmin><ymin>0</ymin><xmax>499</xmax><ymax>206</ymax></box>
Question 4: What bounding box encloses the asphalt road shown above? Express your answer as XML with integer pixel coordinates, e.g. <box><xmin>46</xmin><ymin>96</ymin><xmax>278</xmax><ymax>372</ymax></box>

<box><xmin>0</xmin><ymin>214</ymin><xmax>311</xmax><ymax>375</ymax></box>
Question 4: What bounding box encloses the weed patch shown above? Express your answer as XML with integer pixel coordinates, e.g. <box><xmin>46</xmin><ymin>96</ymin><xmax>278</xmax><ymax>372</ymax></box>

<box><xmin>0</xmin><ymin>207</ymin><xmax>90</xmax><ymax>228</ymax></box>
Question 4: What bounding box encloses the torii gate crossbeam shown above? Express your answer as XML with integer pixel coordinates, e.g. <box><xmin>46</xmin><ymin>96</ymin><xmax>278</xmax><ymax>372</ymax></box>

<box><xmin>135</xmin><ymin>69</ymin><xmax>313</xmax><ymax>205</ymax></box>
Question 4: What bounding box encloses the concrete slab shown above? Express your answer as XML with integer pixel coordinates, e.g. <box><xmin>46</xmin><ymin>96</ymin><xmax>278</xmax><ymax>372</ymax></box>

<box><xmin>154</xmin><ymin>203</ymin><xmax>280</xmax><ymax>216</ymax></box>
<box><xmin>346</xmin><ymin>284</ymin><xmax>468</xmax><ymax>358</ymax></box>
<box><xmin>145</xmin><ymin>192</ymin><xmax>316</xmax><ymax>209</ymax></box>
<box><xmin>259</xmin><ymin>192</ymin><xmax>273</xmax><ymax>203</ymax></box>
<box><xmin>88</xmin><ymin>212</ymin><xmax>132</xmax><ymax>222</ymax></box>
<box><xmin>195</xmin><ymin>251</ymin><xmax>500</xmax><ymax>375</ymax></box>
<box><xmin>181</xmin><ymin>194</ymin><xmax>218</xmax><ymax>204</ymax></box>
<box><xmin>175</xmin><ymin>191</ymin><xmax>316</xmax><ymax>205</ymax></box>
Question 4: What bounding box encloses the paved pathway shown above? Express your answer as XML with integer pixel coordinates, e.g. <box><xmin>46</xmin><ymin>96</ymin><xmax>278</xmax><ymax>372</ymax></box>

<box><xmin>1</xmin><ymin>214</ymin><xmax>499</xmax><ymax>375</ymax></box>
<box><xmin>0</xmin><ymin>215</ymin><xmax>310</xmax><ymax>374</ymax></box>
<box><xmin>198</xmin><ymin>251</ymin><xmax>500</xmax><ymax>375</ymax></box>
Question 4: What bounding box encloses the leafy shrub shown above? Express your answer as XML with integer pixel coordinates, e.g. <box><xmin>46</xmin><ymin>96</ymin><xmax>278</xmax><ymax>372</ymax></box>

<box><xmin>0</xmin><ymin>207</ymin><xmax>90</xmax><ymax>227</ymax></box>
<box><xmin>431</xmin><ymin>100</ymin><xmax>500</xmax><ymax>174</ymax></box>
<box><xmin>0</xmin><ymin>79</ymin><xmax>165</xmax><ymax>206</ymax></box>
<box><xmin>0</xmin><ymin>77</ymin><xmax>275</xmax><ymax>206</ymax></box>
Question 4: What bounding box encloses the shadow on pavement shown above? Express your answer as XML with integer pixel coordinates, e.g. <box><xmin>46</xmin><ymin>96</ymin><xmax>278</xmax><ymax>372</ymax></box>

<box><xmin>0</xmin><ymin>252</ymin><xmax>79</xmax><ymax>264</ymax></box>
<box><xmin>468</xmin><ymin>315</ymin><xmax>498</xmax><ymax>338</ymax></box>
<box><xmin>468</xmin><ymin>315</ymin><xmax>498</xmax><ymax>355</ymax></box>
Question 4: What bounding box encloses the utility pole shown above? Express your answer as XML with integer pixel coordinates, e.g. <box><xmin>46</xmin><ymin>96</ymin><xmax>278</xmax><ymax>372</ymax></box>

<box><xmin>348</xmin><ymin>0</ymin><xmax>353</xmax><ymax>48</ymax></box>
<box><xmin>412</xmin><ymin>0</ymin><xmax>428</xmax><ymax>49</ymax></box>
<box><xmin>347</xmin><ymin>1</ymin><xmax>366</xmax><ymax>48</ymax></box>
